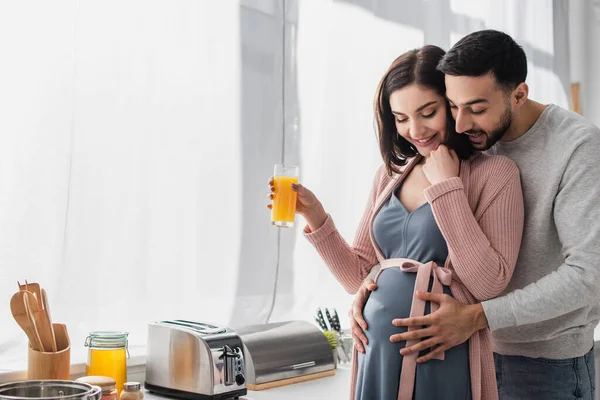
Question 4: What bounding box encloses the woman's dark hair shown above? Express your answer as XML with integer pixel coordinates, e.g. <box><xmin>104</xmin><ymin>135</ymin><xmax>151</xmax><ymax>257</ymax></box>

<box><xmin>374</xmin><ymin>45</ymin><xmax>474</xmax><ymax>175</ymax></box>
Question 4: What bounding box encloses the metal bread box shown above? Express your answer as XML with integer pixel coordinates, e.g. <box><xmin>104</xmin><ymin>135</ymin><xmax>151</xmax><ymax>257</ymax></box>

<box><xmin>235</xmin><ymin>320</ymin><xmax>335</xmax><ymax>390</ymax></box>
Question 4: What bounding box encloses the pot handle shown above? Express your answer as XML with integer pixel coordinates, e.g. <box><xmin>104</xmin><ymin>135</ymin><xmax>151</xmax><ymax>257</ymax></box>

<box><xmin>86</xmin><ymin>385</ymin><xmax>103</xmax><ymax>400</ymax></box>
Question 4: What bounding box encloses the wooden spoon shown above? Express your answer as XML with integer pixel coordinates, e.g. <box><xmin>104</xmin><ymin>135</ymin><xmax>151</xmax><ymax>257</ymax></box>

<box><xmin>17</xmin><ymin>281</ymin><xmax>43</xmax><ymax>310</ymax></box>
<box><xmin>24</xmin><ymin>290</ymin><xmax>56</xmax><ymax>353</ymax></box>
<box><xmin>11</xmin><ymin>291</ymin><xmax>43</xmax><ymax>351</ymax></box>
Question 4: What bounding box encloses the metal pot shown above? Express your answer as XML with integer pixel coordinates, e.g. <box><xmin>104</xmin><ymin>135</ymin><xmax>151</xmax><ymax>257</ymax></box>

<box><xmin>0</xmin><ymin>381</ymin><xmax>102</xmax><ymax>400</ymax></box>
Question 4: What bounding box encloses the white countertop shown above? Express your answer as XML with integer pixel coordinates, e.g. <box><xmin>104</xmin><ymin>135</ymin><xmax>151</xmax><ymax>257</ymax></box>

<box><xmin>143</xmin><ymin>364</ymin><xmax>351</xmax><ymax>400</ymax></box>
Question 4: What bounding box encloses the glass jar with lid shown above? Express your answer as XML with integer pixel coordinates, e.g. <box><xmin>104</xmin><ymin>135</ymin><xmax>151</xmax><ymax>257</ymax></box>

<box><xmin>85</xmin><ymin>331</ymin><xmax>129</xmax><ymax>395</ymax></box>
<box><xmin>120</xmin><ymin>382</ymin><xmax>143</xmax><ymax>400</ymax></box>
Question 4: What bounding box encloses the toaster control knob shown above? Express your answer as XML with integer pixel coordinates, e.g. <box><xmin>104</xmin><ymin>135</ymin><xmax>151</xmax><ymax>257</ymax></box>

<box><xmin>235</xmin><ymin>374</ymin><xmax>245</xmax><ymax>386</ymax></box>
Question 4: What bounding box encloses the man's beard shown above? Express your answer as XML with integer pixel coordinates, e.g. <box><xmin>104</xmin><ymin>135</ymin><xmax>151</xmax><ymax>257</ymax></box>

<box><xmin>465</xmin><ymin>104</ymin><xmax>512</xmax><ymax>151</ymax></box>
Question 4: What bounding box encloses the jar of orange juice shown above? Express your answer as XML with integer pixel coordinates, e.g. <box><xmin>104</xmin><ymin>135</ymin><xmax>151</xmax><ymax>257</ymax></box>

<box><xmin>85</xmin><ymin>331</ymin><xmax>129</xmax><ymax>395</ymax></box>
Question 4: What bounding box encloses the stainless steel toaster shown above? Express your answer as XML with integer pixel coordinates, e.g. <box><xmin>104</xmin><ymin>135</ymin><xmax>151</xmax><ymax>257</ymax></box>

<box><xmin>145</xmin><ymin>320</ymin><xmax>247</xmax><ymax>400</ymax></box>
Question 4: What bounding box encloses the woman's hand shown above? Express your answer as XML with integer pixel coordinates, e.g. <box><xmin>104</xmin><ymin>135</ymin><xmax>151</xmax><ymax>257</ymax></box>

<box><xmin>422</xmin><ymin>145</ymin><xmax>460</xmax><ymax>185</ymax></box>
<box><xmin>267</xmin><ymin>177</ymin><xmax>328</xmax><ymax>231</ymax></box>
<box><xmin>349</xmin><ymin>277</ymin><xmax>378</xmax><ymax>354</ymax></box>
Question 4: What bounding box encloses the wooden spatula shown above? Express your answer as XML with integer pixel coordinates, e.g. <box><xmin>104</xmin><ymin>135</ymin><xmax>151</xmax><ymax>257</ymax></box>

<box><xmin>41</xmin><ymin>289</ymin><xmax>57</xmax><ymax>352</ymax></box>
<box><xmin>52</xmin><ymin>323</ymin><xmax>70</xmax><ymax>352</ymax></box>
<box><xmin>11</xmin><ymin>291</ymin><xmax>44</xmax><ymax>351</ymax></box>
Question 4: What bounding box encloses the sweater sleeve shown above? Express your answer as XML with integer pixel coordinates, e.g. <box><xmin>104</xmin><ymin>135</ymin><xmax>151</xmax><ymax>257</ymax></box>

<box><xmin>303</xmin><ymin>167</ymin><xmax>385</xmax><ymax>294</ymax></box>
<box><xmin>424</xmin><ymin>159</ymin><xmax>524</xmax><ymax>301</ymax></box>
<box><xmin>482</xmin><ymin>133</ymin><xmax>600</xmax><ymax>330</ymax></box>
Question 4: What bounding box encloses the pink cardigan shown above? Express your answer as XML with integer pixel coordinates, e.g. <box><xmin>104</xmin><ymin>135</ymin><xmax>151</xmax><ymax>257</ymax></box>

<box><xmin>304</xmin><ymin>152</ymin><xmax>524</xmax><ymax>400</ymax></box>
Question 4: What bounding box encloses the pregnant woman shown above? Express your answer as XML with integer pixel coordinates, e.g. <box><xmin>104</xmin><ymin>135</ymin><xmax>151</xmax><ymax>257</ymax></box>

<box><xmin>267</xmin><ymin>45</ymin><xmax>524</xmax><ymax>399</ymax></box>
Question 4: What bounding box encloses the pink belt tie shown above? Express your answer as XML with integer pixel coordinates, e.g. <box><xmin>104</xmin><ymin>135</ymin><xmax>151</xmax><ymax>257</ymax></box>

<box><xmin>376</xmin><ymin>258</ymin><xmax>454</xmax><ymax>400</ymax></box>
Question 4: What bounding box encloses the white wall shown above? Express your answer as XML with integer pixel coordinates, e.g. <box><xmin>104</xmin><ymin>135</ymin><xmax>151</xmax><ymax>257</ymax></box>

<box><xmin>570</xmin><ymin>0</ymin><xmax>600</xmax><ymax>125</ymax></box>
<box><xmin>584</xmin><ymin>1</ymin><xmax>600</xmax><ymax>126</ymax></box>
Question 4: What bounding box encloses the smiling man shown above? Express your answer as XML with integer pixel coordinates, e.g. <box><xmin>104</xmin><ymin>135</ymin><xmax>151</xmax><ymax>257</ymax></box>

<box><xmin>350</xmin><ymin>30</ymin><xmax>600</xmax><ymax>399</ymax></box>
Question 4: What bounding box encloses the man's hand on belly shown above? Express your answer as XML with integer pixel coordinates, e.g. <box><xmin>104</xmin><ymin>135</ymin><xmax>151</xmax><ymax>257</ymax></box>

<box><xmin>389</xmin><ymin>291</ymin><xmax>489</xmax><ymax>363</ymax></box>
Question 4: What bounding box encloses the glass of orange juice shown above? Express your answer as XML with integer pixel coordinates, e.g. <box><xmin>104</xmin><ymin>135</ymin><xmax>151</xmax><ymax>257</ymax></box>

<box><xmin>271</xmin><ymin>164</ymin><xmax>299</xmax><ymax>228</ymax></box>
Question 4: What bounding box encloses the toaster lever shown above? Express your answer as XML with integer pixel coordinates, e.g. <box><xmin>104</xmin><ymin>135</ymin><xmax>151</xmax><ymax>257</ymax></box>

<box><xmin>219</xmin><ymin>345</ymin><xmax>242</xmax><ymax>386</ymax></box>
<box><xmin>218</xmin><ymin>345</ymin><xmax>240</xmax><ymax>360</ymax></box>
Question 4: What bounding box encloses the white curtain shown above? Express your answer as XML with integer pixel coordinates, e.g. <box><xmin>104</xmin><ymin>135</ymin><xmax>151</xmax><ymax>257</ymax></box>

<box><xmin>0</xmin><ymin>0</ymin><xmax>570</xmax><ymax>369</ymax></box>
<box><xmin>1</xmin><ymin>0</ymin><xmax>244</xmax><ymax>367</ymax></box>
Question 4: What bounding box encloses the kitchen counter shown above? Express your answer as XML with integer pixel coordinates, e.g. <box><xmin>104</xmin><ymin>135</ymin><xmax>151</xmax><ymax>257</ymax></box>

<box><xmin>142</xmin><ymin>364</ymin><xmax>351</xmax><ymax>400</ymax></box>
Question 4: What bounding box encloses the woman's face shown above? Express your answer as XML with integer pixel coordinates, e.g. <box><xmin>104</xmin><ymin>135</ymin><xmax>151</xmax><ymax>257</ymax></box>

<box><xmin>389</xmin><ymin>84</ymin><xmax>448</xmax><ymax>158</ymax></box>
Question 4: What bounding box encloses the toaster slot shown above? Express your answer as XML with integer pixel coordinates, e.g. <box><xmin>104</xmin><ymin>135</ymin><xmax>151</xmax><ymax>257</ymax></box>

<box><xmin>160</xmin><ymin>320</ymin><xmax>226</xmax><ymax>335</ymax></box>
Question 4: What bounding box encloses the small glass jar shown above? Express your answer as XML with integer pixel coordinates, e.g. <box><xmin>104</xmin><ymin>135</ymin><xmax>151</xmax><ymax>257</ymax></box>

<box><xmin>85</xmin><ymin>331</ymin><xmax>129</xmax><ymax>395</ymax></box>
<box><xmin>76</xmin><ymin>375</ymin><xmax>118</xmax><ymax>400</ymax></box>
<box><xmin>120</xmin><ymin>382</ymin><xmax>144</xmax><ymax>400</ymax></box>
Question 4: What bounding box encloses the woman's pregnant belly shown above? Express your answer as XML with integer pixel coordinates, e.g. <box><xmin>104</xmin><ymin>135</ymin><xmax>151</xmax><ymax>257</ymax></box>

<box><xmin>356</xmin><ymin>267</ymin><xmax>471</xmax><ymax>400</ymax></box>
<box><xmin>362</xmin><ymin>267</ymin><xmax>453</xmax><ymax>350</ymax></box>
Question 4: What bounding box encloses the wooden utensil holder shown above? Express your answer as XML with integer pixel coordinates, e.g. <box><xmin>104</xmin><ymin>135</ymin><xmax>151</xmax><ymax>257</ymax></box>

<box><xmin>27</xmin><ymin>323</ymin><xmax>70</xmax><ymax>379</ymax></box>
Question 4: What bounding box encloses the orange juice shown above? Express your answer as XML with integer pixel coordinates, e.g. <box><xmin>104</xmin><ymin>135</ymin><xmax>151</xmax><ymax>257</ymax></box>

<box><xmin>86</xmin><ymin>348</ymin><xmax>127</xmax><ymax>394</ymax></box>
<box><xmin>272</xmin><ymin>175</ymin><xmax>299</xmax><ymax>227</ymax></box>
<box><xmin>84</xmin><ymin>331</ymin><xmax>129</xmax><ymax>397</ymax></box>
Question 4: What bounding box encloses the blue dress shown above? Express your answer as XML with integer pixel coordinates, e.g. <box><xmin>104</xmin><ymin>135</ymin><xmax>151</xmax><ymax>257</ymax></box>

<box><xmin>354</xmin><ymin>188</ymin><xmax>471</xmax><ymax>399</ymax></box>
